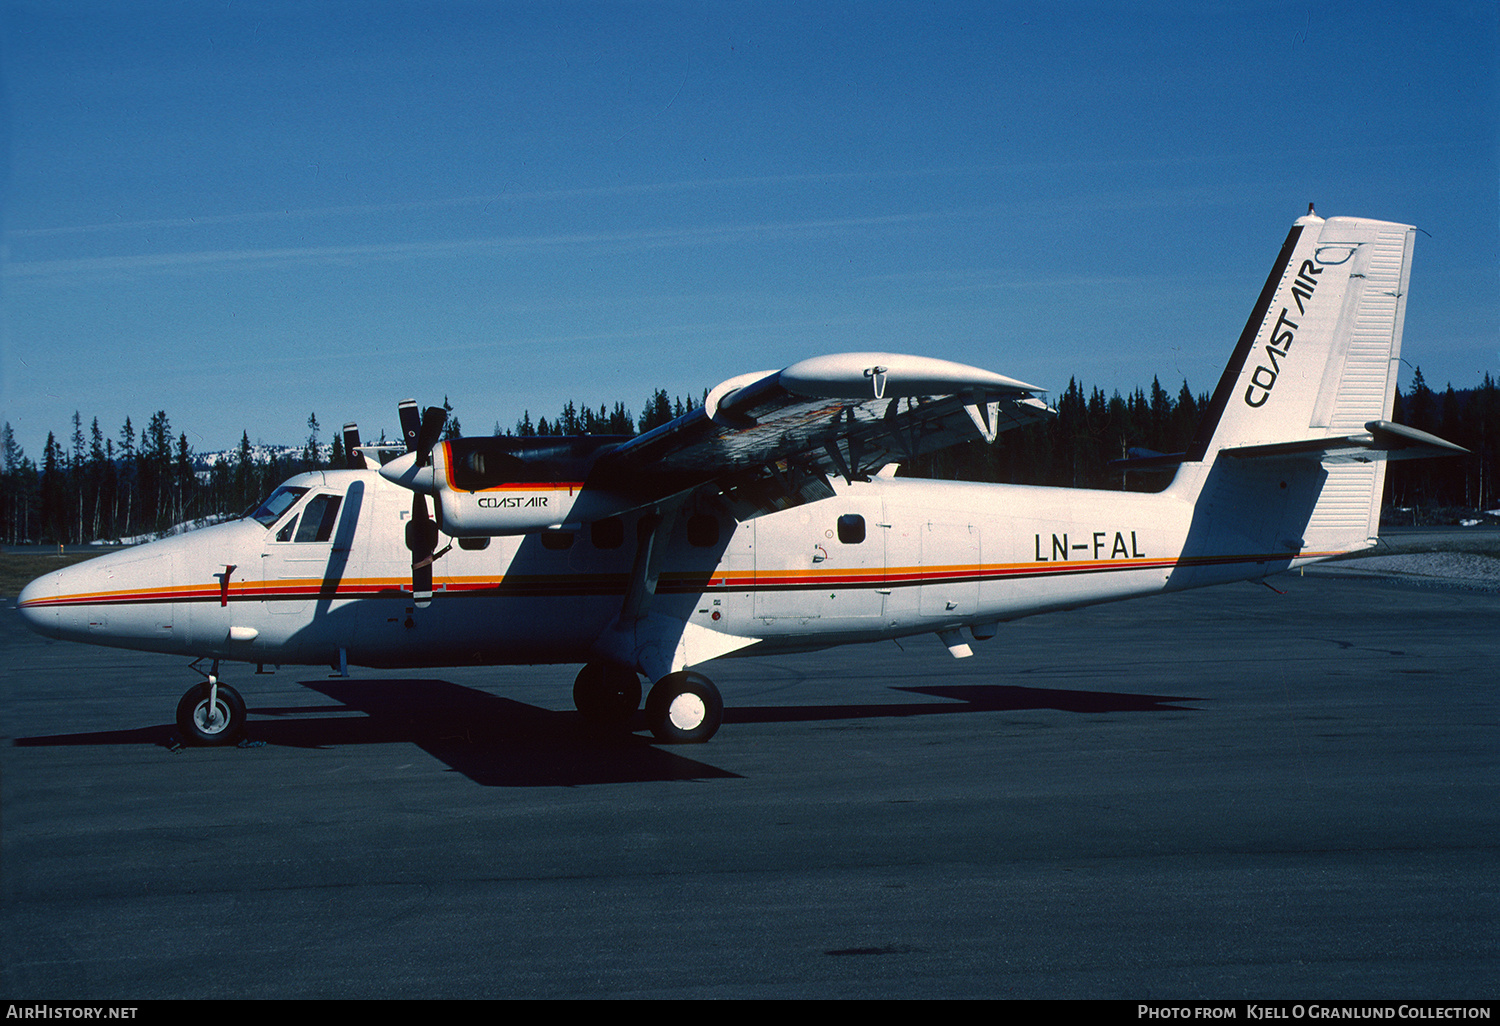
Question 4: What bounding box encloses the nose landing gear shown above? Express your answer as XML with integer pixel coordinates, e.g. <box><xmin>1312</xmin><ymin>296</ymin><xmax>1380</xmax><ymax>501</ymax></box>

<box><xmin>176</xmin><ymin>665</ymin><xmax>247</xmax><ymax>746</ymax></box>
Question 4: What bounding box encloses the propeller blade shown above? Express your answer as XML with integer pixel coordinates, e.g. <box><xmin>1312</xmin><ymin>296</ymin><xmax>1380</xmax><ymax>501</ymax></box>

<box><xmin>405</xmin><ymin>493</ymin><xmax>440</xmax><ymax>608</ymax></box>
<box><xmin>397</xmin><ymin>400</ymin><xmax>447</xmax><ymax>467</ymax></box>
<box><xmin>415</xmin><ymin>406</ymin><xmax>446</xmax><ymax>466</ymax></box>
<box><xmin>412</xmin><ymin>559</ymin><xmax>433</xmax><ymax>608</ymax></box>
<box><xmin>343</xmin><ymin>423</ymin><xmax>366</xmax><ymax>470</ymax></box>
<box><xmin>398</xmin><ymin>400</ymin><xmax>423</xmax><ymax>452</ymax></box>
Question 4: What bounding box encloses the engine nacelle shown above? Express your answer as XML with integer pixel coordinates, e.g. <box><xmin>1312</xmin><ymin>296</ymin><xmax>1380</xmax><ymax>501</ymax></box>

<box><xmin>380</xmin><ymin>435</ymin><xmax>639</xmax><ymax>536</ymax></box>
<box><xmin>437</xmin><ymin>482</ymin><xmax>646</xmax><ymax>535</ymax></box>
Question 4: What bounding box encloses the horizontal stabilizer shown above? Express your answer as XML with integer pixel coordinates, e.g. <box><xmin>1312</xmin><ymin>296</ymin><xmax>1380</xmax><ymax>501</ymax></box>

<box><xmin>1220</xmin><ymin>420</ymin><xmax>1467</xmax><ymax>464</ymax></box>
<box><xmin>1114</xmin><ymin>421</ymin><xmax>1464</xmax><ymax>472</ymax></box>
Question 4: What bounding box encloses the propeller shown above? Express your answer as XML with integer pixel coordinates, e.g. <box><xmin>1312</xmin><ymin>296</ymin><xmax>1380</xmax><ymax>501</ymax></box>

<box><xmin>397</xmin><ymin>400</ymin><xmax>447</xmax><ymax>607</ymax></box>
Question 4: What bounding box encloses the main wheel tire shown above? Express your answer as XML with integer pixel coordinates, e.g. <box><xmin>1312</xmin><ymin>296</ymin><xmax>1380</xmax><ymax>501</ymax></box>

<box><xmin>573</xmin><ymin>662</ymin><xmax>643</xmax><ymax>726</ymax></box>
<box><xmin>175</xmin><ymin>681</ymin><xmax>247</xmax><ymax>746</ymax></box>
<box><xmin>645</xmin><ymin>671</ymin><xmax>723</xmax><ymax>744</ymax></box>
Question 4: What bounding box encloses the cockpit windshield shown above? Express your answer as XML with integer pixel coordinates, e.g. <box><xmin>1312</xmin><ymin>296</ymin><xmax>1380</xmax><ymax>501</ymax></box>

<box><xmin>248</xmin><ymin>486</ymin><xmax>309</xmax><ymax>527</ymax></box>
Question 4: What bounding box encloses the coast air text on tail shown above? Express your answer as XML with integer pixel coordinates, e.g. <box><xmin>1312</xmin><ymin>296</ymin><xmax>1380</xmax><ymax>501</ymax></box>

<box><xmin>17</xmin><ymin>211</ymin><xmax>1466</xmax><ymax>748</ymax></box>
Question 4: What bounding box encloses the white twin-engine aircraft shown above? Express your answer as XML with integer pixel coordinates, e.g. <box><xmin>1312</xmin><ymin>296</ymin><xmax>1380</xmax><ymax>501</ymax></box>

<box><xmin>18</xmin><ymin>212</ymin><xmax>1466</xmax><ymax>747</ymax></box>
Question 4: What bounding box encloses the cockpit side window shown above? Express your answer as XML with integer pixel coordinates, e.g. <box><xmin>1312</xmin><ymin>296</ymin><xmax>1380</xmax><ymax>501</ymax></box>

<box><xmin>250</xmin><ymin>486</ymin><xmax>309</xmax><ymax>528</ymax></box>
<box><xmin>293</xmin><ymin>494</ymin><xmax>343</xmax><ymax>542</ymax></box>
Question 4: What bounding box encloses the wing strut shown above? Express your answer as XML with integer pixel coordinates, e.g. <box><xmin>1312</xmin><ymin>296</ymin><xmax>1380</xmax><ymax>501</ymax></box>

<box><xmin>620</xmin><ymin>506</ymin><xmax>679</xmax><ymax>621</ymax></box>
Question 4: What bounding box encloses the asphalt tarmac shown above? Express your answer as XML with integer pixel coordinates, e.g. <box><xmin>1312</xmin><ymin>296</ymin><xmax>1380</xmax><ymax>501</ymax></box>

<box><xmin>2</xmin><ymin>569</ymin><xmax>1495</xmax><ymax>999</ymax></box>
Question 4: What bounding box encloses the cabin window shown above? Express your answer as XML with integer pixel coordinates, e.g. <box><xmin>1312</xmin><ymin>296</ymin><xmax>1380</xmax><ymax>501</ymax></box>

<box><xmin>837</xmin><ymin>514</ymin><xmax>866</xmax><ymax>544</ymax></box>
<box><xmin>276</xmin><ymin>515</ymin><xmax>299</xmax><ymax>542</ymax></box>
<box><xmin>458</xmin><ymin>536</ymin><xmax>490</xmax><ymax>551</ymax></box>
<box><xmin>540</xmin><ymin>530</ymin><xmax>574</xmax><ymax>551</ymax></box>
<box><xmin>687</xmin><ymin>514</ymin><xmax>720</xmax><ymax>548</ymax></box>
<box><xmin>293</xmin><ymin>494</ymin><xmax>343</xmax><ymax>543</ymax></box>
<box><xmin>591</xmin><ymin>518</ymin><xmax>624</xmax><ymax>549</ymax></box>
<box><xmin>250</xmin><ymin>486</ymin><xmax>308</xmax><ymax>528</ymax></box>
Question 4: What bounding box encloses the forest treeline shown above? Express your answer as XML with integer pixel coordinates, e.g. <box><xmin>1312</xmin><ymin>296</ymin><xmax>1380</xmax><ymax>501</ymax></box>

<box><xmin>904</xmin><ymin>369</ymin><xmax>1499</xmax><ymax>519</ymax></box>
<box><xmin>2</xmin><ymin>371</ymin><xmax>1495</xmax><ymax>546</ymax></box>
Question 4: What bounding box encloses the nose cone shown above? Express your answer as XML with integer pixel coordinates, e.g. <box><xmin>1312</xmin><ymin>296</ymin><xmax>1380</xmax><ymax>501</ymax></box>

<box><xmin>17</xmin><ymin>570</ymin><xmax>61</xmax><ymax>639</ymax></box>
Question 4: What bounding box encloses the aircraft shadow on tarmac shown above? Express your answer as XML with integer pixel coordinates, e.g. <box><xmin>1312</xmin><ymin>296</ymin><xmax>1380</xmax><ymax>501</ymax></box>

<box><xmin>12</xmin><ymin>678</ymin><xmax>1199</xmax><ymax>787</ymax></box>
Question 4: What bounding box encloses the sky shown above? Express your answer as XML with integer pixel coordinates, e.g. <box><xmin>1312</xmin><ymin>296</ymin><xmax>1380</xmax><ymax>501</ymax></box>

<box><xmin>2</xmin><ymin>0</ymin><xmax>1496</xmax><ymax>461</ymax></box>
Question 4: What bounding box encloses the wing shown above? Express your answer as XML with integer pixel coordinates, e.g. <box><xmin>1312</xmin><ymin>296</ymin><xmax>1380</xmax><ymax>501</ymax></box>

<box><xmin>589</xmin><ymin>352</ymin><xmax>1051</xmax><ymax>517</ymax></box>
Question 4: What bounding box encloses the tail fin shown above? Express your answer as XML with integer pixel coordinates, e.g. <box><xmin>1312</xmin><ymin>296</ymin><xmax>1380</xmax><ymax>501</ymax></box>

<box><xmin>1188</xmin><ymin>212</ymin><xmax>1416</xmax><ymax>459</ymax></box>
<box><xmin>1170</xmin><ymin>213</ymin><xmax>1442</xmax><ymax>567</ymax></box>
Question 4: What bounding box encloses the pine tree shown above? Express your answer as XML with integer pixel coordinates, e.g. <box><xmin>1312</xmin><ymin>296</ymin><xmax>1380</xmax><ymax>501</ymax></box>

<box><xmin>89</xmin><ymin>418</ymin><xmax>107</xmax><ymax>540</ymax></box>
<box><xmin>441</xmin><ymin>397</ymin><xmax>461</xmax><ymax>440</ymax></box>
<box><xmin>640</xmin><ymin>389</ymin><xmax>673</xmax><ymax>432</ymax></box>
<box><xmin>174</xmin><ymin>432</ymin><xmax>194</xmax><ymax>529</ymax></box>
<box><xmin>1</xmin><ymin>423</ymin><xmax>30</xmax><ymax>543</ymax></box>
<box><xmin>71</xmin><ymin>412</ymin><xmax>86</xmax><ymax>543</ymax></box>
<box><xmin>40</xmin><ymin>432</ymin><xmax>66</xmax><ymax>544</ymax></box>
<box><xmin>117</xmin><ymin>417</ymin><xmax>135</xmax><ymax>538</ymax></box>
<box><xmin>304</xmin><ymin>412</ymin><xmax>321</xmax><ymax>469</ymax></box>
<box><xmin>234</xmin><ymin>432</ymin><xmax>255</xmax><ymax>514</ymax></box>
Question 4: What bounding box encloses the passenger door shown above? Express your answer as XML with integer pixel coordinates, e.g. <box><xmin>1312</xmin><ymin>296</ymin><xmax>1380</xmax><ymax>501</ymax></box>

<box><xmin>261</xmin><ymin>490</ymin><xmax>347</xmax><ymax>615</ymax></box>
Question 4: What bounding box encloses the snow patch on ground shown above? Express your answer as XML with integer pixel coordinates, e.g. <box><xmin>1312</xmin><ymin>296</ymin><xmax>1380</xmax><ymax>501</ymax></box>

<box><xmin>1315</xmin><ymin>551</ymin><xmax>1500</xmax><ymax>585</ymax></box>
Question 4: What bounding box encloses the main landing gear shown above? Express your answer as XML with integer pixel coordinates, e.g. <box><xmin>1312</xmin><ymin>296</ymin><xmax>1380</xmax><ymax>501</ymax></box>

<box><xmin>573</xmin><ymin>661</ymin><xmax>642</xmax><ymax>726</ymax></box>
<box><xmin>573</xmin><ymin>662</ymin><xmax>723</xmax><ymax>743</ymax></box>
<box><xmin>175</xmin><ymin>675</ymin><xmax>247</xmax><ymax>746</ymax></box>
<box><xmin>645</xmin><ymin>671</ymin><xmax>723</xmax><ymax>744</ymax></box>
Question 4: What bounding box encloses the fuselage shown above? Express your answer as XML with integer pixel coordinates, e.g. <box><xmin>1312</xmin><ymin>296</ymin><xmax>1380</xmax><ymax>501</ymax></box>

<box><xmin>16</xmin><ymin>465</ymin><xmax>1325</xmax><ymax>672</ymax></box>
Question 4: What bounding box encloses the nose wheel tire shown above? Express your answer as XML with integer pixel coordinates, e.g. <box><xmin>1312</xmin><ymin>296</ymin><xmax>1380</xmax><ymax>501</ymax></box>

<box><xmin>176</xmin><ymin>681</ymin><xmax>247</xmax><ymax>746</ymax></box>
<box><xmin>573</xmin><ymin>661</ymin><xmax>643</xmax><ymax>726</ymax></box>
<box><xmin>646</xmin><ymin>671</ymin><xmax>723</xmax><ymax>744</ymax></box>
